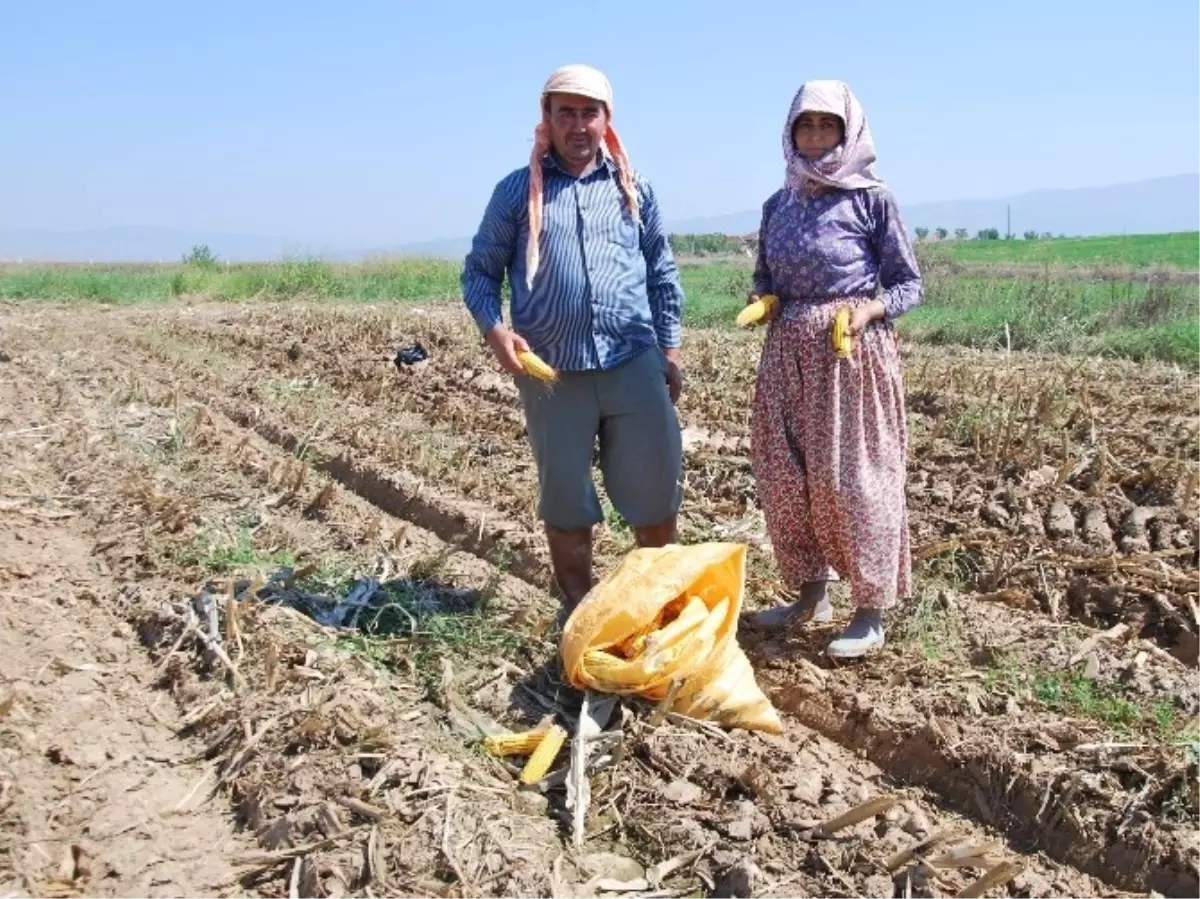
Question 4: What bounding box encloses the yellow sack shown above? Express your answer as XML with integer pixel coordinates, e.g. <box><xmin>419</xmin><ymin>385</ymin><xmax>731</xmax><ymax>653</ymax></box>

<box><xmin>559</xmin><ymin>542</ymin><xmax>783</xmax><ymax>735</ymax></box>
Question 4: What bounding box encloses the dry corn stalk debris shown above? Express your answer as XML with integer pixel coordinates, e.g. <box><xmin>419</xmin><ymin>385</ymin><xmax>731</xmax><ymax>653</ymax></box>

<box><xmin>11</xmin><ymin>303</ymin><xmax>1195</xmax><ymax>899</ymax></box>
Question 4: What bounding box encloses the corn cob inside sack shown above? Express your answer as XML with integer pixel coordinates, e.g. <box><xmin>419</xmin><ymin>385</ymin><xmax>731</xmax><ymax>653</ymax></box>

<box><xmin>559</xmin><ymin>543</ymin><xmax>782</xmax><ymax>735</ymax></box>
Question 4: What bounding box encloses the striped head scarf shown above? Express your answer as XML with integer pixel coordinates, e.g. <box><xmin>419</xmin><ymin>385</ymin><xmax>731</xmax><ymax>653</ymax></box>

<box><xmin>783</xmin><ymin>80</ymin><xmax>885</xmax><ymax>195</ymax></box>
<box><xmin>526</xmin><ymin>64</ymin><xmax>639</xmax><ymax>289</ymax></box>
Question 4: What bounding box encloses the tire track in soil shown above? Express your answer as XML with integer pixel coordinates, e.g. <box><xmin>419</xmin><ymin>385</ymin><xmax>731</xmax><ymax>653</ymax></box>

<box><xmin>86</xmin><ymin>309</ymin><xmax>1196</xmax><ymax>895</ymax></box>
<box><xmin>15</xmin><ymin>312</ymin><xmax>1132</xmax><ymax>899</ymax></box>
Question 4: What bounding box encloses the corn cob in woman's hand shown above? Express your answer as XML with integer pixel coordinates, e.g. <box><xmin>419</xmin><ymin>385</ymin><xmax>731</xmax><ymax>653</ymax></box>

<box><xmin>736</xmin><ymin>294</ymin><xmax>779</xmax><ymax>328</ymax></box>
<box><xmin>831</xmin><ymin>307</ymin><xmax>853</xmax><ymax>359</ymax></box>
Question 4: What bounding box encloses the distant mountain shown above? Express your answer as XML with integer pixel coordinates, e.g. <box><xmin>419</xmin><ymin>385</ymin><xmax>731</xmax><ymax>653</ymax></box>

<box><xmin>3</xmin><ymin>175</ymin><xmax>1195</xmax><ymax>262</ymax></box>
<box><xmin>0</xmin><ymin>225</ymin><xmax>335</xmax><ymax>263</ymax></box>
<box><xmin>667</xmin><ymin>174</ymin><xmax>1200</xmax><ymax>239</ymax></box>
<box><xmin>0</xmin><ymin>224</ymin><xmax>479</xmax><ymax>264</ymax></box>
<box><xmin>342</xmin><ymin>236</ymin><xmax>475</xmax><ymax>261</ymax></box>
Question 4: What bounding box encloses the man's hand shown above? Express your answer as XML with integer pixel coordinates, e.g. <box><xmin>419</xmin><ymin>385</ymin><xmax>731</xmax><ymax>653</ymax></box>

<box><xmin>662</xmin><ymin>347</ymin><xmax>683</xmax><ymax>405</ymax></box>
<box><xmin>484</xmin><ymin>324</ymin><xmax>531</xmax><ymax>376</ymax></box>
<box><xmin>847</xmin><ymin>300</ymin><xmax>887</xmax><ymax>346</ymax></box>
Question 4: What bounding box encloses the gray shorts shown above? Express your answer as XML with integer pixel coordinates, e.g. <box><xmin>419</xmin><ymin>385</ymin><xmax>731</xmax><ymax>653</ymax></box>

<box><xmin>516</xmin><ymin>346</ymin><xmax>683</xmax><ymax>531</ymax></box>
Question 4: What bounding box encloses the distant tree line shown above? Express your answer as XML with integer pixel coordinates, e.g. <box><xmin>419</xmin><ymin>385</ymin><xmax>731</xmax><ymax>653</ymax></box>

<box><xmin>667</xmin><ymin>233</ymin><xmax>749</xmax><ymax>256</ymax></box>
<box><xmin>913</xmin><ymin>227</ymin><xmax>1064</xmax><ymax>241</ymax></box>
<box><xmin>668</xmin><ymin>228</ymin><xmax>1075</xmax><ymax>255</ymax></box>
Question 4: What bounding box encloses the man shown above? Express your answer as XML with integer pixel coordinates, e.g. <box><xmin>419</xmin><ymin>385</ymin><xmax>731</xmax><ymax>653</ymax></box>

<box><xmin>461</xmin><ymin>63</ymin><xmax>686</xmax><ymax>620</ymax></box>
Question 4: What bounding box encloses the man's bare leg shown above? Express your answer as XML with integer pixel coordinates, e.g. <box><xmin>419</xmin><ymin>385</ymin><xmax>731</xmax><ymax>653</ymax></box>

<box><xmin>545</xmin><ymin>525</ymin><xmax>595</xmax><ymax>622</ymax></box>
<box><xmin>633</xmin><ymin>514</ymin><xmax>677</xmax><ymax>548</ymax></box>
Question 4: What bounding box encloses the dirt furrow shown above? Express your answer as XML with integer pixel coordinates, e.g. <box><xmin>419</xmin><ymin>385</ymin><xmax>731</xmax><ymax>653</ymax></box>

<box><xmin>8</xmin><ymin>317</ymin><xmax>1129</xmax><ymax>899</ymax></box>
<box><xmin>163</xmin><ymin>307</ymin><xmax>1198</xmax><ymax>662</ymax></box>
<box><xmin>4</xmin><ymin>304</ymin><xmax>1195</xmax><ymax>892</ymax></box>
<box><xmin>105</xmin><ymin>308</ymin><xmax>1198</xmax><ymax>895</ymax></box>
<box><xmin>747</xmin><ymin>631</ymin><xmax>1198</xmax><ymax>897</ymax></box>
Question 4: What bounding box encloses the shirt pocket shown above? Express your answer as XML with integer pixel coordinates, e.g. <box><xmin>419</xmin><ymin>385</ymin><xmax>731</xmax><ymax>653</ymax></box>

<box><xmin>605</xmin><ymin>213</ymin><xmax>641</xmax><ymax>252</ymax></box>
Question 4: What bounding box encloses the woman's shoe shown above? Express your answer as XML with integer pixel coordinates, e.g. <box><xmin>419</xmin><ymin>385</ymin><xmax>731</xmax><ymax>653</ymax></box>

<box><xmin>746</xmin><ymin>582</ymin><xmax>833</xmax><ymax>629</ymax></box>
<box><xmin>826</xmin><ymin>609</ymin><xmax>885</xmax><ymax>659</ymax></box>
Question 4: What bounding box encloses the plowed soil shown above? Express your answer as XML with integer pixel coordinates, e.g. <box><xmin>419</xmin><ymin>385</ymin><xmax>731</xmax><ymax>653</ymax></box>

<box><xmin>1</xmin><ymin>299</ymin><xmax>1195</xmax><ymax>898</ymax></box>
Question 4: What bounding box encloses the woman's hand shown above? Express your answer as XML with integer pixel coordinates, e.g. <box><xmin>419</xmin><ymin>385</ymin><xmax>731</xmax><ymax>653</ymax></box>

<box><xmin>746</xmin><ymin>292</ymin><xmax>781</xmax><ymax>324</ymax></box>
<box><xmin>847</xmin><ymin>300</ymin><xmax>887</xmax><ymax>346</ymax></box>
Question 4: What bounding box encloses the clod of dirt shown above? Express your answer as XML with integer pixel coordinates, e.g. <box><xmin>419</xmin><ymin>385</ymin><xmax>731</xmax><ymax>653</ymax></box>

<box><xmin>1019</xmin><ymin>511</ymin><xmax>1045</xmax><ymax>537</ymax></box>
<box><xmin>863</xmin><ymin>873</ymin><xmax>896</xmax><ymax>898</ymax></box>
<box><xmin>713</xmin><ymin>858</ymin><xmax>764</xmax><ymax>898</ymax></box>
<box><xmin>723</xmin><ymin>818</ymin><xmax>755</xmax><ymax>841</ymax></box>
<box><xmin>790</xmin><ymin>770</ymin><xmax>824</xmax><ymax>806</ymax></box>
<box><xmin>930</xmin><ymin>481</ymin><xmax>954</xmax><ymax>506</ymax></box>
<box><xmin>737</xmin><ymin>762</ymin><xmax>778</xmax><ymax>802</ymax></box>
<box><xmin>721</xmin><ymin>800</ymin><xmax>770</xmax><ymax>842</ymax></box>
<box><xmin>661</xmin><ymin>778</ymin><xmax>704</xmax><ymax>805</ymax></box>
<box><xmin>578</xmin><ymin>852</ymin><xmax>645</xmax><ymax>884</ymax></box>
<box><xmin>1149</xmin><ymin>518</ymin><xmax>1173</xmax><ymax>551</ymax></box>
<box><xmin>514</xmin><ymin>790</ymin><xmax>549</xmax><ymax>816</ymax></box>
<box><xmin>1046</xmin><ymin>500</ymin><xmax>1077</xmax><ymax>539</ymax></box>
<box><xmin>982</xmin><ymin>502</ymin><xmax>1011</xmax><ymax>527</ymax></box>
<box><xmin>1119</xmin><ymin>506</ymin><xmax>1156</xmax><ymax>552</ymax></box>
<box><xmin>901</xmin><ymin>806</ymin><xmax>932</xmax><ymax>837</ymax></box>
<box><xmin>1118</xmin><ymin>504</ymin><xmax>1156</xmax><ymax>532</ymax></box>
<box><xmin>954</xmin><ymin>483</ymin><xmax>985</xmax><ymax>513</ymax></box>
<box><xmin>1082</xmin><ymin>507</ymin><xmax>1114</xmax><ymax>548</ymax></box>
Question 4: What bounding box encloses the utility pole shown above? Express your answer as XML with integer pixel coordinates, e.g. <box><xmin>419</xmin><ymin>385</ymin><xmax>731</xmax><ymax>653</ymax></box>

<box><xmin>1006</xmin><ymin>204</ymin><xmax>1012</xmax><ymax>239</ymax></box>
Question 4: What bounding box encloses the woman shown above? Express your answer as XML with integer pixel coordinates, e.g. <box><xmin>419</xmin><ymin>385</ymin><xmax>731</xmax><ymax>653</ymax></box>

<box><xmin>746</xmin><ymin>80</ymin><xmax>922</xmax><ymax>659</ymax></box>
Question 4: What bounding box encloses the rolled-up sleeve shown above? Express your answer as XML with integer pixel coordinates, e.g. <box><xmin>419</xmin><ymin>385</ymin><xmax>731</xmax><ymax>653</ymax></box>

<box><xmin>461</xmin><ymin>178</ymin><xmax>518</xmax><ymax>336</ymax></box>
<box><xmin>871</xmin><ymin>189</ymin><xmax>923</xmax><ymax>320</ymax></box>
<box><xmin>637</xmin><ymin>179</ymin><xmax>684</xmax><ymax>349</ymax></box>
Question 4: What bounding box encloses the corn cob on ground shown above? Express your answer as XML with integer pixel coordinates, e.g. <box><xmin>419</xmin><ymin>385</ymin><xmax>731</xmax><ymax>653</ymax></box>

<box><xmin>483</xmin><ymin>725</ymin><xmax>552</xmax><ymax>758</ymax></box>
<box><xmin>519</xmin><ymin>724</ymin><xmax>568</xmax><ymax>784</ymax></box>
<box><xmin>517</xmin><ymin>349</ymin><xmax>558</xmax><ymax>383</ymax></box>
<box><xmin>735</xmin><ymin>294</ymin><xmax>779</xmax><ymax>328</ymax></box>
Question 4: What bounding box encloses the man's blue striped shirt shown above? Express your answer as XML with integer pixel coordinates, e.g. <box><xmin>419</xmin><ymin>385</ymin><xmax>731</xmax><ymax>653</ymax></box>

<box><xmin>461</xmin><ymin>154</ymin><xmax>685</xmax><ymax>373</ymax></box>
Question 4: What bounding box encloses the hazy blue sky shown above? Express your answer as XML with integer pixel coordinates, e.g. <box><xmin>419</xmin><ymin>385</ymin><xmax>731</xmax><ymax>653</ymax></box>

<box><xmin>3</xmin><ymin>0</ymin><xmax>1197</xmax><ymax>247</ymax></box>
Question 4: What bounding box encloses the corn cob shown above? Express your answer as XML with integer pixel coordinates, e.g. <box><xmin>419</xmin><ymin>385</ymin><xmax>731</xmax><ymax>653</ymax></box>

<box><xmin>483</xmin><ymin>724</ymin><xmax>552</xmax><ymax>758</ymax></box>
<box><xmin>735</xmin><ymin>294</ymin><xmax>779</xmax><ymax>328</ymax></box>
<box><xmin>645</xmin><ymin>596</ymin><xmax>731</xmax><ymax>673</ymax></box>
<box><xmin>613</xmin><ymin>607</ymin><xmax>667</xmax><ymax>659</ymax></box>
<box><xmin>517</xmin><ymin>350</ymin><xmax>558</xmax><ymax>383</ymax></box>
<box><xmin>519</xmin><ymin>724</ymin><xmax>568</xmax><ymax>784</ymax></box>
<box><xmin>831</xmin><ymin>307</ymin><xmax>853</xmax><ymax>358</ymax></box>
<box><xmin>581</xmin><ymin>649</ymin><xmax>647</xmax><ymax>690</ymax></box>
<box><xmin>642</xmin><ymin>595</ymin><xmax>709</xmax><ymax>657</ymax></box>
<box><xmin>615</xmin><ymin>628</ymin><xmax>651</xmax><ymax>659</ymax></box>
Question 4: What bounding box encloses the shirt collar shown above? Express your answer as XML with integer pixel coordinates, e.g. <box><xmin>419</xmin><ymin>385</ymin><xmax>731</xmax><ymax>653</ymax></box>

<box><xmin>542</xmin><ymin>150</ymin><xmax>616</xmax><ymax>179</ymax></box>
